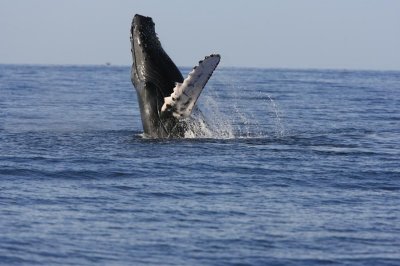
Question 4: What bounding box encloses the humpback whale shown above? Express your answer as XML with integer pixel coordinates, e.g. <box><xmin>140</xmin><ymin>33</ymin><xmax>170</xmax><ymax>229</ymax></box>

<box><xmin>130</xmin><ymin>14</ymin><xmax>220</xmax><ymax>138</ymax></box>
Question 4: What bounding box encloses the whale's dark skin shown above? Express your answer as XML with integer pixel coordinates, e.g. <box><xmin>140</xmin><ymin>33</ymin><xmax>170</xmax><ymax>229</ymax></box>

<box><xmin>130</xmin><ymin>14</ymin><xmax>186</xmax><ymax>138</ymax></box>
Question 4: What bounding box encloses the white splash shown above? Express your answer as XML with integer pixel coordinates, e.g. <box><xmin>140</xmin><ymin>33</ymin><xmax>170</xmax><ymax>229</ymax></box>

<box><xmin>180</xmin><ymin>87</ymin><xmax>286</xmax><ymax>140</ymax></box>
<box><xmin>183</xmin><ymin>95</ymin><xmax>235</xmax><ymax>139</ymax></box>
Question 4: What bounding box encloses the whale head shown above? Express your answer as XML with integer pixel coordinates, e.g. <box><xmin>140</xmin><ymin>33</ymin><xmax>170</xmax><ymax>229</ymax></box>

<box><xmin>130</xmin><ymin>14</ymin><xmax>183</xmax><ymax>88</ymax></box>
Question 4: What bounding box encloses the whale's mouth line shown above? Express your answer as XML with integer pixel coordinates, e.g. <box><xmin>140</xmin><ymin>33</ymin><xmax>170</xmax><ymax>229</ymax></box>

<box><xmin>130</xmin><ymin>21</ymin><xmax>142</xmax><ymax>85</ymax></box>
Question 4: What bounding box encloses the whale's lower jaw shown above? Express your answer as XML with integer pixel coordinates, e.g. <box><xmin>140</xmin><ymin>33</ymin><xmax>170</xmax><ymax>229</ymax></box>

<box><xmin>130</xmin><ymin>14</ymin><xmax>220</xmax><ymax>138</ymax></box>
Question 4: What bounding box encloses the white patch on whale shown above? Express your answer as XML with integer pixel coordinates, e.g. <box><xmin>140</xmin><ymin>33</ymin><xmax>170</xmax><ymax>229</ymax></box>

<box><xmin>161</xmin><ymin>54</ymin><xmax>220</xmax><ymax>119</ymax></box>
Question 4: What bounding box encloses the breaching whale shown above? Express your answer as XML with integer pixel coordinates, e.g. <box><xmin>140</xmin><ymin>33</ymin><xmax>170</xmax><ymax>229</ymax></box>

<box><xmin>130</xmin><ymin>14</ymin><xmax>220</xmax><ymax>138</ymax></box>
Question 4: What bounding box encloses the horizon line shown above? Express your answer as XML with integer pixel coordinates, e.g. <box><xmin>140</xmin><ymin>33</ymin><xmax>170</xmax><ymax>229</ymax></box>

<box><xmin>1</xmin><ymin>62</ymin><xmax>399</xmax><ymax>73</ymax></box>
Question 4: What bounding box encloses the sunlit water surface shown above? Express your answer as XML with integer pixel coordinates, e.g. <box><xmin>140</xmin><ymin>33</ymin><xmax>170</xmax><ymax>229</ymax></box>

<box><xmin>1</xmin><ymin>65</ymin><xmax>399</xmax><ymax>265</ymax></box>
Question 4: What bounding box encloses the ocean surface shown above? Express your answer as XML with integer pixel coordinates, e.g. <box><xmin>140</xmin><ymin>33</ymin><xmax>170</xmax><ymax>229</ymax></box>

<box><xmin>1</xmin><ymin>64</ymin><xmax>399</xmax><ymax>265</ymax></box>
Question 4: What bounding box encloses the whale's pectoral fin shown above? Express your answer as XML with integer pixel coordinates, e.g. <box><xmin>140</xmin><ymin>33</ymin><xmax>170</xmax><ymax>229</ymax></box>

<box><xmin>161</xmin><ymin>54</ymin><xmax>220</xmax><ymax>119</ymax></box>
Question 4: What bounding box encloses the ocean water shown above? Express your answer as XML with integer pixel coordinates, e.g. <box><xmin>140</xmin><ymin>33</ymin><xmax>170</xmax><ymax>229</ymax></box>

<box><xmin>0</xmin><ymin>64</ymin><xmax>399</xmax><ymax>265</ymax></box>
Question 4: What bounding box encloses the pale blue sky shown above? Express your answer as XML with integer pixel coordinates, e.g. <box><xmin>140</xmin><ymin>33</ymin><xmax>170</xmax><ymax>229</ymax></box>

<box><xmin>1</xmin><ymin>0</ymin><xmax>399</xmax><ymax>70</ymax></box>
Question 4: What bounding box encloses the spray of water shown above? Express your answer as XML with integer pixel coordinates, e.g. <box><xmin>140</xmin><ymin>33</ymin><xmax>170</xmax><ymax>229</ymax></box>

<box><xmin>265</xmin><ymin>93</ymin><xmax>286</xmax><ymax>138</ymax></box>
<box><xmin>182</xmin><ymin>84</ymin><xmax>286</xmax><ymax>139</ymax></box>
<box><xmin>184</xmin><ymin>95</ymin><xmax>235</xmax><ymax>139</ymax></box>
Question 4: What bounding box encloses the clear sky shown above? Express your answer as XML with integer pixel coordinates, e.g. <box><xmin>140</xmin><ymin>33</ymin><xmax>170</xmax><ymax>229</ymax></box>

<box><xmin>1</xmin><ymin>0</ymin><xmax>399</xmax><ymax>70</ymax></box>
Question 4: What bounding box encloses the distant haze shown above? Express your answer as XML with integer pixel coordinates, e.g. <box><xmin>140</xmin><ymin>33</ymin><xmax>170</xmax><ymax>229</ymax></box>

<box><xmin>1</xmin><ymin>0</ymin><xmax>399</xmax><ymax>70</ymax></box>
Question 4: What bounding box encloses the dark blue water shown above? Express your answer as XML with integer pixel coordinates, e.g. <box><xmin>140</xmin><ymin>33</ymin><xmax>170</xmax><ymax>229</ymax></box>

<box><xmin>1</xmin><ymin>64</ymin><xmax>399</xmax><ymax>265</ymax></box>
